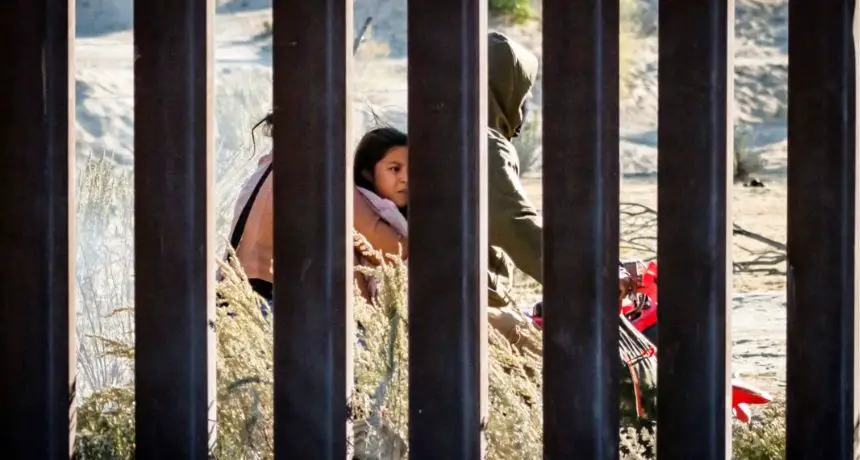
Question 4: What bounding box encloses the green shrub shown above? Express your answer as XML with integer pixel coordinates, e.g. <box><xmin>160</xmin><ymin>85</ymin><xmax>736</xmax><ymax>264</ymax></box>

<box><xmin>488</xmin><ymin>0</ymin><xmax>533</xmax><ymax>22</ymax></box>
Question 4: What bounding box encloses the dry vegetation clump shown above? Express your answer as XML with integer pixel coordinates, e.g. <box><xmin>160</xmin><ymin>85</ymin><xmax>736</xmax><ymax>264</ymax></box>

<box><xmin>75</xmin><ymin>152</ymin><xmax>136</xmax><ymax>399</ymax></box>
<box><xmin>731</xmin><ymin>397</ymin><xmax>786</xmax><ymax>460</ymax></box>
<box><xmin>78</xmin><ymin>236</ymin><xmax>663</xmax><ymax>459</ymax></box>
<box><xmin>76</xmin><ymin>254</ymin><xmax>277</xmax><ymax>459</ymax></box>
<box><xmin>75</xmin><ymin>238</ymin><xmax>549</xmax><ymax>459</ymax></box>
<box><xmin>74</xmin><ymin>139</ymin><xmax>260</xmax><ymax>401</ymax></box>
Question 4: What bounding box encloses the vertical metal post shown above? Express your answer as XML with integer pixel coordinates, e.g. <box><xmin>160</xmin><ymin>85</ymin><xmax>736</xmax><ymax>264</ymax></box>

<box><xmin>133</xmin><ymin>0</ymin><xmax>216</xmax><ymax>456</ymax></box>
<box><xmin>407</xmin><ymin>0</ymin><xmax>488</xmax><ymax>458</ymax></box>
<box><xmin>542</xmin><ymin>0</ymin><xmax>621</xmax><ymax>458</ymax></box>
<box><xmin>786</xmin><ymin>0</ymin><xmax>859</xmax><ymax>457</ymax></box>
<box><xmin>657</xmin><ymin>0</ymin><xmax>733</xmax><ymax>457</ymax></box>
<box><xmin>0</xmin><ymin>0</ymin><xmax>76</xmax><ymax>457</ymax></box>
<box><xmin>271</xmin><ymin>0</ymin><xmax>353</xmax><ymax>457</ymax></box>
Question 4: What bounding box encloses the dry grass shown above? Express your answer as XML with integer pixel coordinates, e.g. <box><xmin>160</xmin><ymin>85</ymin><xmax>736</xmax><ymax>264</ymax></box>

<box><xmin>732</xmin><ymin>398</ymin><xmax>786</xmax><ymax>460</ymax></box>
<box><xmin>74</xmin><ymin>146</ymin><xmax>261</xmax><ymax>402</ymax></box>
<box><xmin>75</xmin><ymin>237</ymin><xmax>786</xmax><ymax>459</ymax></box>
<box><xmin>75</xmin><ymin>152</ymin><xmax>136</xmax><ymax>399</ymax></box>
<box><xmin>76</xmin><ymin>254</ymin><xmax>276</xmax><ymax>459</ymax></box>
<box><xmin>74</xmin><ymin>238</ymin><xmax>646</xmax><ymax>459</ymax></box>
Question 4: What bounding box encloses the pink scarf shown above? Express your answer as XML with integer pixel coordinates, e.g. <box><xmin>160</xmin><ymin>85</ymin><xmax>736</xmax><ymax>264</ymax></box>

<box><xmin>356</xmin><ymin>187</ymin><xmax>408</xmax><ymax>300</ymax></box>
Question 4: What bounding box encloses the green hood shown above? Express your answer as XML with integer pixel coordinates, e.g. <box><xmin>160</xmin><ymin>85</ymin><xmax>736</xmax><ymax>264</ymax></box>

<box><xmin>488</xmin><ymin>32</ymin><xmax>539</xmax><ymax>140</ymax></box>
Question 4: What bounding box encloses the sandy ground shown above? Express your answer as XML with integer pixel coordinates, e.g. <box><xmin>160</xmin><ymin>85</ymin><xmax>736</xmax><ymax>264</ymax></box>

<box><xmin>522</xmin><ymin>175</ymin><xmax>788</xmax><ymax>294</ymax></box>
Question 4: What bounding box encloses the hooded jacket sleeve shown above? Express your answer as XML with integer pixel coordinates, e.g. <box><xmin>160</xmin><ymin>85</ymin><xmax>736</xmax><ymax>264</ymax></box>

<box><xmin>487</xmin><ymin>131</ymin><xmax>543</xmax><ymax>284</ymax></box>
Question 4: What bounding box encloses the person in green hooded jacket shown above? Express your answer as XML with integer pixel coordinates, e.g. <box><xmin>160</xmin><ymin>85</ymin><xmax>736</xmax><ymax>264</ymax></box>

<box><xmin>483</xmin><ymin>32</ymin><xmax>657</xmax><ymax>426</ymax></box>
<box><xmin>483</xmin><ymin>30</ymin><xmax>546</xmax><ymax>353</ymax></box>
<box><xmin>484</xmin><ymin>32</ymin><xmax>633</xmax><ymax>314</ymax></box>
<box><xmin>484</xmin><ymin>31</ymin><xmax>543</xmax><ymax>310</ymax></box>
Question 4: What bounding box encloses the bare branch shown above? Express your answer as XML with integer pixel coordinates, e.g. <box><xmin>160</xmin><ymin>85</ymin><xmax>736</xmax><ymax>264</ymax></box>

<box><xmin>619</xmin><ymin>201</ymin><xmax>786</xmax><ymax>276</ymax></box>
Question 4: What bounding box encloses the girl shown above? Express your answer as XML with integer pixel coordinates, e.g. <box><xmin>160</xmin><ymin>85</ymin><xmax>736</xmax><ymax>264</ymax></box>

<box><xmin>227</xmin><ymin>119</ymin><xmax>410</xmax><ymax>306</ymax></box>
<box><xmin>351</xmin><ymin>127</ymin><xmax>410</xmax><ymax>302</ymax></box>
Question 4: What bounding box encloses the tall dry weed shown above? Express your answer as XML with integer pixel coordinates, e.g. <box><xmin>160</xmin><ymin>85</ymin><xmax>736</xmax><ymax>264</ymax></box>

<box><xmin>75</xmin><ymin>152</ymin><xmax>136</xmax><ymax>399</ymax></box>
<box><xmin>76</xmin><ymin>235</ymin><xmax>663</xmax><ymax>459</ymax></box>
<box><xmin>75</xmin><ymin>115</ymin><xmax>263</xmax><ymax>400</ymax></box>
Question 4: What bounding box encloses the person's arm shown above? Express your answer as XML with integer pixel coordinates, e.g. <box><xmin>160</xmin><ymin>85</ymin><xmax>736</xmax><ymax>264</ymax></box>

<box><xmin>487</xmin><ymin>133</ymin><xmax>543</xmax><ymax>284</ymax></box>
<box><xmin>487</xmin><ymin>134</ymin><xmax>631</xmax><ymax>295</ymax></box>
<box><xmin>353</xmin><ymin>188</ymin><xmax>409</xmax><ymax>260</ymax></box>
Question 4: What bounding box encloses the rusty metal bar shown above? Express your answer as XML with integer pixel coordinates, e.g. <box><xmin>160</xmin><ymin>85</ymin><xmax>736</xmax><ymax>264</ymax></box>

<box><xmin>133</xmin><ymin>0</ymin><xmax>215</xmax><ymax>457</ymax></box>
<box><xmin>786</xmin><ymin>0</ymin><xmax>858</xmax><ymax>457</ymax></box>
<box><xmin>407</xmin><ymin>0</ymin><xmax>488</xmax><ymax>458</ymax></box>
<box><xmin>657</xmin><ymin>0</ymin><xmax>733</xmax><ymax>457</ymax></box>
<box><xmin>271</xmin><ymin>0</ymin><xmax>353</xmax><ymax>457</ymax></box>
<box><xmin>0</xmin><ymin>0</ymin><xmax>75</xmax><ymax>457</ymax></box>
<box><xmin>542</xmin><ymin>0</ymin><xmax>621</xmax><ymax>457</ymax></box>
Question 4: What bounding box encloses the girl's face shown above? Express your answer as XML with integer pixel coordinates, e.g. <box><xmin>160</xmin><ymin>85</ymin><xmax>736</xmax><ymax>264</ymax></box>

<box><xmin>371</xmin><ymin>146</ymin><xmax>408</xmax><ymax>207</ymax></box>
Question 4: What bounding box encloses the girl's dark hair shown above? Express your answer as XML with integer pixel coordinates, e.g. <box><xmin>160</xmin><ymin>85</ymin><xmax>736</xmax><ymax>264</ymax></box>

<box><xmin>250</xmin><ymin>111</ymin><xmax>274</xmax><ymax>155</ymax></box>
<box><xmin>354</xmin><ymin>127</ymin><xmax>408</xmax><ymax>215</ymax></box>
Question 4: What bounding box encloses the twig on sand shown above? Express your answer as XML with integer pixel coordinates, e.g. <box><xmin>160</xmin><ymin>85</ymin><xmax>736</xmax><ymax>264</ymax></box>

<box><xmin>620</xmin><ymin>202</ymin><xmax>786</xmax><ymax>276</ymax></box>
